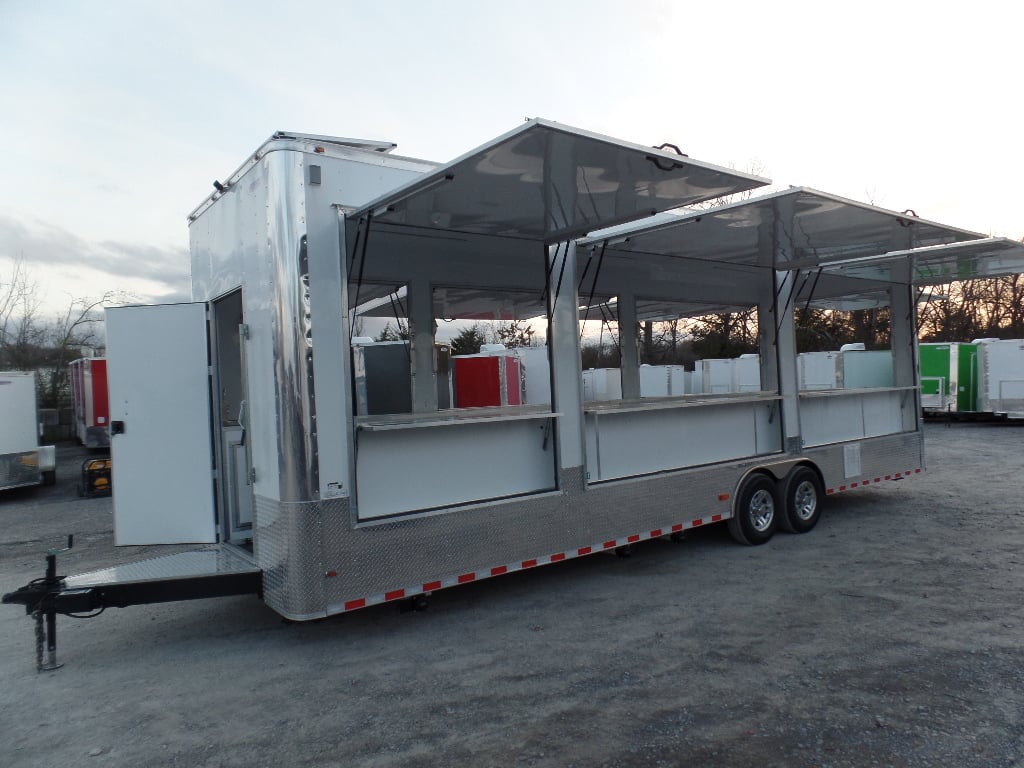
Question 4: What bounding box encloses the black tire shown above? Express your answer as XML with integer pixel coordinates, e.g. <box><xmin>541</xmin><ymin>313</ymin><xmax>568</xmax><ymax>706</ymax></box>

<box><xmin>778</xmin><ymin>466</ymin><xmax>823</xmax><ymax>534</ymax></box>
<box><xmin>42</xmin><ymin>469</ymin><xmax>56</xmax><ymax>487</ymax></box>
<box><xmin>727</xmin><ymin>473</ymin><xmax>778</xmax><ymax>546</ymax></box>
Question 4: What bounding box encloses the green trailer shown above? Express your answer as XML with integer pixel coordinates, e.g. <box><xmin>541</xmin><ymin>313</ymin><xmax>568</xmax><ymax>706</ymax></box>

<box><xmin>919</xmin><ymin>342</ymin><xmax>979</xmax><ymax>414</ymax></box>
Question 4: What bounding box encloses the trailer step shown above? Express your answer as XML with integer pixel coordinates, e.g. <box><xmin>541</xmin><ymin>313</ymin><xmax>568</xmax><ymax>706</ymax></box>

<box><xmin>64</xmin><ymin>546</ymin><xmax>259</xmax><ymax>592</ymax></box>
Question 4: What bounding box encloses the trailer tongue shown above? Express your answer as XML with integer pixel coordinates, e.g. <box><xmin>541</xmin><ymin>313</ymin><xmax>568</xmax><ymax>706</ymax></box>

<box><xmin>3</xmin><ymin>541</ymin><xmax>261</xmax><ymax>671</ymax></box>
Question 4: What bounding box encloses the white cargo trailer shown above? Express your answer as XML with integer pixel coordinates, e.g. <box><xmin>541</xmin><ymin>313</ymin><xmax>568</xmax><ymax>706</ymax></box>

<box><xmin>976</xmin><ymin>338</ymin><xmax>1024</xmax><ymax>418</ymax></box>
<box><xmin>798</xmin><ymin>351</ymin><xmax>842</xmax><ymax>391</ymax></box>
<box><xmin>0</xmin><ymin>371</ymin><xmax>56</xmax><ymax>491</ymax></box>
<box><xmin>9</xmin><ymin>123</ymin><xmax>1024</xmax><ymax>669</ymax></box>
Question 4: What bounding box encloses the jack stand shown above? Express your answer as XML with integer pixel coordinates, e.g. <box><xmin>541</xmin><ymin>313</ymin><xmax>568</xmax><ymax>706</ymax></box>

<box><xmin>35</xmin><ymin>536</ymin><xmax>73</xmax><ymax>672</ymax></box>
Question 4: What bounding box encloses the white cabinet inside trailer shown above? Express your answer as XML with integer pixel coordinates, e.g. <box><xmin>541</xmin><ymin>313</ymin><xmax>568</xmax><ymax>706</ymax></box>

<box><xmin>107</xmin><ymin>304</ymin><xmax>216</xmax><ymax>545</ymax></box>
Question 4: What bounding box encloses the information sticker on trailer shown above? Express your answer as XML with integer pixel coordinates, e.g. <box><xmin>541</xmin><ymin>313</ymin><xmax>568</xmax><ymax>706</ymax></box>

<box><xmin>324</xmin><ymin>481</ymin><xmax>348</xmax><ymax>499</ymax></box>
<box><xmin>843</xmin><ymin>444</ymin><xmax>862</xmax><ymax>479</ymax></box>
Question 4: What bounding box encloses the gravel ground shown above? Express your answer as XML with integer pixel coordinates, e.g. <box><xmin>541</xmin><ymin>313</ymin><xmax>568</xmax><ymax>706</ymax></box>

<box><xmin>2</xmin><ymin>424</ymin><xmax>1024</xmax><ymax>768</ymax></box>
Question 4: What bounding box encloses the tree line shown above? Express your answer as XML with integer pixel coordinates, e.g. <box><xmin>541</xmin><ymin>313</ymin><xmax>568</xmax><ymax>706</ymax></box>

<box><xmin>584</xmin><ymin>275</ymin><xmax>1024</xmax><ymax>370</ymax></box>
<box><xmin>5</xmin><ymin>262</ymin><xmax>1024</xmax><ymax>409</ymax></box>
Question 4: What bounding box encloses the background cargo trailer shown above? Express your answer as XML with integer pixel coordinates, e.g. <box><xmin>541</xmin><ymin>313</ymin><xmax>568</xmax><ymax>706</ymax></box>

<box><xmin>0</xmin><ymin>371</ymin><xmax>56</xmax><ymax>491</ymax></box>
<box><xmin>69</xmin><ymin>357</ymin><xmax>110</xmax><ymax>448</ymax></box>
<box><xmin>918</xmin><ymin>342</ymin><xmax>978</xmax><ymax>414</ymax></box>
<box><xmin>798</xmin><ymin>351</ymin><xmax>842</xmax><ymax>390</ymax></box>
<box><xmin>976</xmin><ymin>338</ymin><xmax>1024</xmax><ymax>418</ymax></box>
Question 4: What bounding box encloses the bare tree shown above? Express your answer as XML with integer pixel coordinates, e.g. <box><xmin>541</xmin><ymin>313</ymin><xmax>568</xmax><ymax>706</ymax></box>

<box><xmin>36</xmin><ymin>291</ymin><xmax>117</xmax><ymax>408</ymax></box>
<box><xmin>0</xmin><ymin>256</ymin><xmax>43</xmax><ymax>368</ymax></box>
<box><xmin>1</xmin><ymin>259</ymin><xmax>126</xmax><ymax>407</ymax></box>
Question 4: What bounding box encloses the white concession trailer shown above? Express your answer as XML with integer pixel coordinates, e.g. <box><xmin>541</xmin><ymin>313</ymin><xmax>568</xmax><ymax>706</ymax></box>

<box><xmin>8</xmin><ymin>122</ymin><xmax>1024</xmax><ymax>669</ymax></box>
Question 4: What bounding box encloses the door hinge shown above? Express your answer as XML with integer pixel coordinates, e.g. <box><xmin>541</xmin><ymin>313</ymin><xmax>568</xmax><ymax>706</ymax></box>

<box><xmin>239</xmin><ymin>323</ymin><xmax>250</xmax><ymax>341</ymax></box>
<box><xmin>249</xmin><ymin>467</ymin><xmax>257</xmax><ymax>484</ymax></box>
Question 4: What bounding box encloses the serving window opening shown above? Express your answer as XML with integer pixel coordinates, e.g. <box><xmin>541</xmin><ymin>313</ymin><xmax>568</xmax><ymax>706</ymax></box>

<box><xmin>576</xmin><ymin>246</ymin><xmax>783</xmax><ymax>483</ymax></box>
<box><xmin>793</xmin><ymin>279</ymin><xmax>917</xmax><ymax>446</ymax></box>
<box><xmin>346</xmin><ymin>270</ymin><xmax>558</xmax><ymax>522</ymax></box>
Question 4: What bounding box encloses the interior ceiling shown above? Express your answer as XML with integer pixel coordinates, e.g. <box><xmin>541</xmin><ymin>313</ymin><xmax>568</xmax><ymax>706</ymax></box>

<box><xmin>352</xmin><ymin>285</ymin><xmax>548</xmax><ymax>321</ymax></box>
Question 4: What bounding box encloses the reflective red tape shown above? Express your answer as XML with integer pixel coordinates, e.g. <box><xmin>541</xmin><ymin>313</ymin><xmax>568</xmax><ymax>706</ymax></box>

<box><xmin>342</xmin><ymin>507</ymin><xmax>777</xmax><ymax>614</ymax></box>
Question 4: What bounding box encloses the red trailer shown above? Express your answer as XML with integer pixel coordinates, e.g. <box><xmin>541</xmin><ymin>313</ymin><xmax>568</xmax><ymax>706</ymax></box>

<box><xmin>452</xmin><ymin>347</ymin><xmax>522</xmax><ymax>408</ymax></box>
<box><xmin>69</xmin><ymin>358</ymin><xmax>110</xmax><ymax>449</ymax></box>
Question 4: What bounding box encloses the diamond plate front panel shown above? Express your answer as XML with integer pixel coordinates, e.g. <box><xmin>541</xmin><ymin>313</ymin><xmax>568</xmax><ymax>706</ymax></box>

<box><xmin>254</xmin><ymin>496</ymin><xmax>327</xmax><ymax>619</ymax></box>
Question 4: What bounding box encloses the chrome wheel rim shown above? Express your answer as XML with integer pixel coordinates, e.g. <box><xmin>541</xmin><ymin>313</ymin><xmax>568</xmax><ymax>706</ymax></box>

<box><xmin>749</xmin><ymin>489</ymin><xmax>774</xmax><ymax>532</ymax></box>
<box><xmin>793</xmin><ymin>480</ymin><xmax>818</xmax><ymax>521</ymax></box>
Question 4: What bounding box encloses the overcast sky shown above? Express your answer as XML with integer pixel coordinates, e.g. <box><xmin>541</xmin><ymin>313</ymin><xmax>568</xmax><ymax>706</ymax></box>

<box><xmin>1</xmin><ymin>0</ymin><xmax>1020</xmax><ymax>316</ymax></box>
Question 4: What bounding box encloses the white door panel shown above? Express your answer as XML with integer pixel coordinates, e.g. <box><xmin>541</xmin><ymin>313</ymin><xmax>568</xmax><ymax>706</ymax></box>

<box><xmin>107</xmin><ymin>303</ymin><xmax>216</xmax><ymax>544</ymax></box>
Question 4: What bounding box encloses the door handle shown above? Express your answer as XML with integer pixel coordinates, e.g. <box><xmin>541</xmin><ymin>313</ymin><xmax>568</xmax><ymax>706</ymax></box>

<box><xmin>237</xmin><ymin>401</ymin><xmax>247</xmax><ymax>446</ymax></box>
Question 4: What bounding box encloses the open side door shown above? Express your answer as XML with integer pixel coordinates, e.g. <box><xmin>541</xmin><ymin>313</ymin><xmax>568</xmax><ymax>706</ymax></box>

<box><xmin>107</xmin><ymin>303</ymin><xmax>217</xmax><ymax>545</ymax></box>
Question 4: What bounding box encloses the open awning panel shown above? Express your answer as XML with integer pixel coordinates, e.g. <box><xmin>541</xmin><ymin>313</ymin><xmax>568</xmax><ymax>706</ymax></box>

<box><xmin>818</xmin><ymin>238</ymin><xmax>1024</xmax><ymax>286</ymax></box>
<box><xmin>578</xmin><ymin>188</ymin><xmax>984</xmax><ymax>269</ymax></box>
<box><xmin>349</xmin><ymin>119</ymin><xmax>769</xmax><ymax>242</ymax></box>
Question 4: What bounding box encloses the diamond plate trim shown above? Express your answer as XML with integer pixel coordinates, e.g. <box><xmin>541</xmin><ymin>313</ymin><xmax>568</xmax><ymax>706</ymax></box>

<box><xmin>0</xmin><ymin>451</ymin><xmax>41</xmax><ymax>489</ymax></box>
<box><xmin>254</xmin><ymin>431</ymin><xmax>926</xmax><ymax>619</ymax></box>
<box><xmin>254</xmin><ymin>496</ymin><xmax>326</xmax><ymax>619</ymax></box>
<box><xmin>804</xmin><ymin>431</ymin><xmax>923</xmax><ymax>492</ymax></box>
